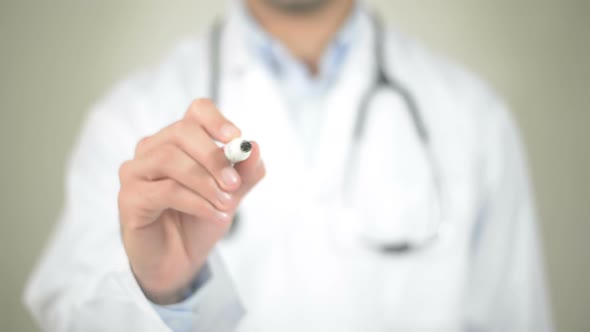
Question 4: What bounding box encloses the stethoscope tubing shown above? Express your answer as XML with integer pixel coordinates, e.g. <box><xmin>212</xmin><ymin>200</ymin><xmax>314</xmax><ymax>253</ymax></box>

<box><xmin>207</xmin><ymin>13</ymin><xmax>445</xmax><ymax>254</ymax></box>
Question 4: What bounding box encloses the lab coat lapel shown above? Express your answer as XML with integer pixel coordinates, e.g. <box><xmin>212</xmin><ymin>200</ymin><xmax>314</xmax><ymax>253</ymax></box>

<box><xmin>312</xmin><ymin>11</ymin><xmax>376</xmax><ymax>202</ymax></box>
<box><xmin>218</xmin><ymin>11</ymin><xmax>308</xmax><ymax>209</ymax></box>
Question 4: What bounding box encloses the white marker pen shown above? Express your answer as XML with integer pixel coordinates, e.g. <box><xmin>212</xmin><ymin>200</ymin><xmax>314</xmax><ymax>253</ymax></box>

<box><xmin>224</xmin><ymin>138</ymin><xmax>252</xmax><ymax>164</ymax></box>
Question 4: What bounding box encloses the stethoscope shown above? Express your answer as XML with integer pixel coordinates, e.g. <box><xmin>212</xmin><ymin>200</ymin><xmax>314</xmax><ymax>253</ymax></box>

<box><xmin>208</xmin><ymin>13</ymin><xmax>445</xmax><ymax>255</ymax></box>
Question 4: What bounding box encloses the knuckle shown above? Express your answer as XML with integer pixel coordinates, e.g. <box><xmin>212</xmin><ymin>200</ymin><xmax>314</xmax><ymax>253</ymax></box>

<box><xmin>125</xmin><ymin>218</ymin><xmax>142</xmax><ymax>230</ymax></box>
<box><xmin>118</xmin><ymin>160</ymin><xmax>133</xmax><ymax>180</ymax></box>
<box><xmin>153</xmin><ymin>147</ymin><xmax>170</xmax><ymax>166</ymax></box>
<box><xmin>134</xmin><ymin>136</ymin><xmax>151</xmax><ymax>155</ymax></box>
<box><xmin>169</xmin><ymin>122</ymin><xmax>185</xmax><ymax>144</ymax></box>
<box><xmin>118</xmin><ymin>184</ymin><xmax>157</xmax><ymax>230</ymax></box>
<box><xmin>186</xmin><ymin>98</ymin><xmax>212</xmax><ymax>120</ymax></box>
<box><xmin>118</xmin><ymin>187</ymin><xmax>139</xmax><ymax>216</ymax></box>
<box><xmin>180</xmin><ymin>159</ymin><xmax>196</xmax><ymax>179</ymax></box>
<box><xmin>161</xmin><ymin>179</ymin><xmax>178</xmax><ymax>196</ymax></box>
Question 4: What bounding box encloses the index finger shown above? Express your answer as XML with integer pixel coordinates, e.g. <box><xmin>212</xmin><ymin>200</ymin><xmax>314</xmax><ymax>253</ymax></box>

<box><xmin>184</xmin><ymin>98</ymin><xmax>241</xmax><ymax>143</ymax></box>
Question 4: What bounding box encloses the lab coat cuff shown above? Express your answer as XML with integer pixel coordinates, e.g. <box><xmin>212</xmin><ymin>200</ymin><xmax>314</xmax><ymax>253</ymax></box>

<box><xmin>149</xmin><ymin>264</ymin><xmax>211</xmax><ymax>332</ymax></box>
<box><xmin>117</xmin><ymin>250</ymin><xmax>245</xmax><ymax>332</ymax></box>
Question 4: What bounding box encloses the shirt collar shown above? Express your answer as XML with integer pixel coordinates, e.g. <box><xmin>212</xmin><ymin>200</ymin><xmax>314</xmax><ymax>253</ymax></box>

<box><xmin>230</xmin><ymin>0</ymin><xmax>363</xmax><ymax>86</ymax></box>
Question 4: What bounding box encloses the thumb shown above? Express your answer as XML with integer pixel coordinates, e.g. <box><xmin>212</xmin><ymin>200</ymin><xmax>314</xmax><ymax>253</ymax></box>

<box><xmin>234</xmin><ymin>141</ymin><xmax>265</xmax><ymax>197</ymax></box>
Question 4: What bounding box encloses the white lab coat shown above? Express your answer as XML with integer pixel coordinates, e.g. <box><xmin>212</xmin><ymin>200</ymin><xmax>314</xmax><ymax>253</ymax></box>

<box><xmin>24</xmin><ymin>6</ymin><xmax>552</xmax><ymax>332</ymax></box>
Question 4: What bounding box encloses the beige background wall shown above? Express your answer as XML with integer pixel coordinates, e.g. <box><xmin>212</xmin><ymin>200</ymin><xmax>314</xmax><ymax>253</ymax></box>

<box><xmin>1</xmin><ymin>1</ymin><xmax>588</xmax><ymax>331</ymax></box>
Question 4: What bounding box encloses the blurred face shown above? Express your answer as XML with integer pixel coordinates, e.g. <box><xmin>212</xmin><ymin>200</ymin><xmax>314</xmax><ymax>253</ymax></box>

<box><xmin>263</xmin><ymin>0</ymin><xmax>333</xmax><ymax>14</ymax></box>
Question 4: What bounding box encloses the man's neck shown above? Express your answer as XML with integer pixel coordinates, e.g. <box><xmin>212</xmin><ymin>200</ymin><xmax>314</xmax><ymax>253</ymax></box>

<box><xmin>245</xmin><ymin>0</ymin><xmax>355</xmax><ymax>74</ymax></box>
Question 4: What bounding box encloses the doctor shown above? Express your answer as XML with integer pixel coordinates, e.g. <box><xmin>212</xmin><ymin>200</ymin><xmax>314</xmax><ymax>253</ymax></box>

<box><xmin>24</xmin><ymin>0</ymin><xmax>553</xmax><ymax>331</ymax></box>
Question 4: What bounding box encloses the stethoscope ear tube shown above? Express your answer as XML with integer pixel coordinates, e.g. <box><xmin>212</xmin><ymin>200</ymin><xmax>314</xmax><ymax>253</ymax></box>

<box><xmin>361</xmin><ymin>13</ymin><xmax>429</xmax><ymax>144</ymax></box>
<box><xmin>208</xmin><ymin>18</ymin><xmax>224</xmax><ymax>105</ymax></box>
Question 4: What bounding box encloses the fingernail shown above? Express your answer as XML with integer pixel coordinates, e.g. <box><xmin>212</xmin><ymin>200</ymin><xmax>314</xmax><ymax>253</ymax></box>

<box><xmin>220</xmin><ymin>124</ymin><xmax>239</xmax><ymax>140</ymax></box>
<box><xmin>217</xmin><ymin>190</ymin><xmax>233</xmax><ymax>205</ymax></box>
<box><xmin>221</xmin><ymin>167</ymin><xmax>239</xmax><ymax>187</ymax></box>
<box><xmin>216</xmin><ymin>211</ymin><xmax>230</xmax><ymax>222</ymax></box>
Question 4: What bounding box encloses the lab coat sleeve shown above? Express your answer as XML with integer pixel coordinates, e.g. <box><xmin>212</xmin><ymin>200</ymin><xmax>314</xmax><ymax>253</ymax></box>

<box><xmin>463</xmin><ymin>99</ymin><xmax>554</xmax><ymax>331</ymax></box>
<box><xmin>151</xmin><ymin>263</ymin><xmax>213</xmax><ymax>332</ymax></box>
<box><xmin>23</xmin><ymin>81</ymin><xmax>244</xmax><ymax>332</ymax></box>
<box><xmin>150</xmin><ymin>257</ymin><xmax>245</xmax><ymax>332</ymax></box>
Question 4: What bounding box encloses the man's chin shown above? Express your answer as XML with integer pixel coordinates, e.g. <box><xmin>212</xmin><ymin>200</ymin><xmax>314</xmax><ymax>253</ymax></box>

<box><xmin>262</xmin><ymin>0</ymin><xmax>332</xmax><ymax>14</ymax></box>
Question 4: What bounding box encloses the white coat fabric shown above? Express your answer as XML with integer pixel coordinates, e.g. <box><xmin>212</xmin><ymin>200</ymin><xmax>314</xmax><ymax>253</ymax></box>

<box><xmin>24</xmin><ymin>4</ymin><xmax>553</xmax><ymax>332</ymax></box>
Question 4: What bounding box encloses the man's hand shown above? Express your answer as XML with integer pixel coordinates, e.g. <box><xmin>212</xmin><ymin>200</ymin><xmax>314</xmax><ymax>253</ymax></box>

<box><xmin>117</xmin><ymin>99</ymin><xmax>265</xmax><ymax>304</ymax></box>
